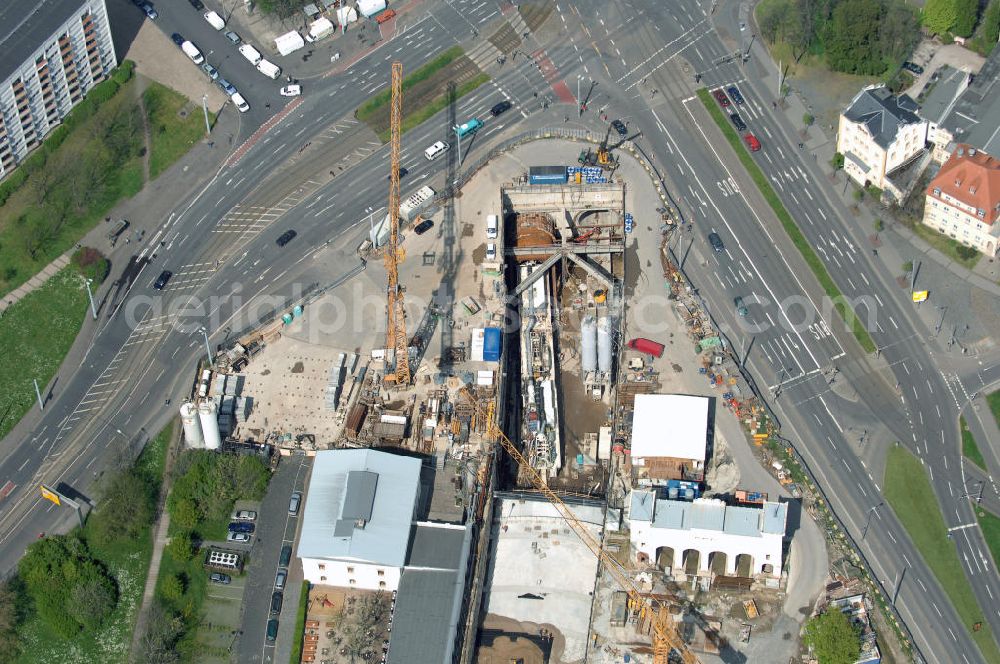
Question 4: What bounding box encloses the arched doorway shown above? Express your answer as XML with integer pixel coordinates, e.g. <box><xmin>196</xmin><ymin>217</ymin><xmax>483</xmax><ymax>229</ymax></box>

<box><xmin>683</xmin><ymin>549</ymin><xmax>700</xmax><ymax>575</ymax></box>
<box><xmin>708</xmin><ymin>552</ymin><xmax>727</xmax><ymax>575</ymax></box>
<box><xmin>735</xmin><ymin>553</ymin><xmax>753</xmax><ymax>577</ymax></box>
<box><xmin>655</xmin><ymin>546</ymin><xmax>676</xmax><ymax>573</ymax></box>
<box><xmin>761</xmin><ymin>563</ymin><xmax>775</xmax><ymax>576</ymax></box>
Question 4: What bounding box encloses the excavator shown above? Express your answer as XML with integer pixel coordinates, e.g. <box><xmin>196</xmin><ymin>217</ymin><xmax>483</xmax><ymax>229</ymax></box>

<box><xmin>578</xmin><ymin>122</ymin><xmax>642</xmax><ymax>171</ymax></box>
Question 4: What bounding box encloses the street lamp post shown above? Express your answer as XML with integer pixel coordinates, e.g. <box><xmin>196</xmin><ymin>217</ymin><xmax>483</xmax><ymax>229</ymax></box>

<box><xmin>862</xmin><ymin>502</ymin><xmax>883</xmax><ymax>540</ymax></box>
<box><xmin>202</xmin><ymin>94</ymin><xmax>211</xmax><ymax>139</ymax></box>
<box><xmin>33</xmin><ymin>378</ymin><xmax>44</xmax><ymax>411</ymax></box>
<box><xmin>200</xmin><ymin>327</ymin><xmax>214</xmax><ymax>368</ymax></box>
<box><xmin>85</xmin><ymin>278</ymin><xmax>97</xmax><ymax>320</ymax></box>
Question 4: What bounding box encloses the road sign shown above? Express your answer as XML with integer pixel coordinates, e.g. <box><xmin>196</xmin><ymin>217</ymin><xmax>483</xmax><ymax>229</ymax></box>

<box><xmin>624</xmin><ymin>212</ymin><xmax>634</xmax><ymax>234</ymax></box>
<box><xmin>911</xmin><ymin>290</ymin><xmax>929</xmax><ymax>303</ymax></box>
<box><xmin>40</xmin><ymin>484</ymin><xmax>61</xmax><ymax>506</ymax></box>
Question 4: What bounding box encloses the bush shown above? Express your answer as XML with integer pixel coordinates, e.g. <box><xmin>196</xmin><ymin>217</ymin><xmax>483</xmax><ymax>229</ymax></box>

<box><xmin>874</xmin><ymin>218</ymin><xmax>885</xmax><ymax>232</ymax></box>
<box><xmin>957</xmin><ymin>244</ymin><xmax>979</xmax><ymax>260</ymax></box>
<box><xmin>167</xmin><ymin>452</ymin><xmax>270</xmax><ymax>536</ymax></box>
<box><xmin>832</xmin><ymin>152</ymin><xmax>845</xmax><ymax>170</ymax></box>
<box><xmin>166</xmin><ymin>532</ymin><xmax>195</xmax><ymax>562</ymax></box>
<box><xmin>71</xmin><ymin>246</ymin><xmax>111</xmax><ymax>284</ymax></box>
<box><xmin>89</xmin><ymin>468</ymin><xmax>157</xmax><ymax>544</ymax></box>
<box><xmin>160</xmin><ymin>574</ymin><xmax>185</xmax><ymax>605</ymax></box>
<box><xmin>854</xmin><ymin>188</ymin><xmax>865</xmax><ymax>202</ymax></box>
<box><xmin>804</xmin><ymin>608</ymin><xmax>861</xmax><ymax>663</ymax></box>
<box><xmin>803</xmin><ymin>113</ymin><xmax>815</xmax><ymax>126</ymax></box>
<box><xmin>112</xmin><ymin>60</ymin><xmax>135</xmax><ymax>86</ymax></box>
<box><xmin>940</xmin><ymin>31</ymin><xmax>955</xmax><ymax>44</ymax></box>
<box><xmin>903</xmin><ymin>260</ymin><xmax>913</xmax><ymax>273</ymax></box>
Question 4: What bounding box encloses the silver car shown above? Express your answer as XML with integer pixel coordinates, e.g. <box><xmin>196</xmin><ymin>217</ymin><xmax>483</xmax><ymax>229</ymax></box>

<box><xmin>201</xmin><ymin>63</ymin><xmax>219</xmax><ymax>81</ymax></box>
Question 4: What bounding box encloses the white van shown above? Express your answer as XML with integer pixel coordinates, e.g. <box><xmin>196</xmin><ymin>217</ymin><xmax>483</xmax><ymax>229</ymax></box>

<box><xmin>424</xmin><ymin>141</ymin><xmax>449</xmax><ymax>161</ymax></box>
<box><xmin>204</xmin><ymin>10</ymin><xmax>225</xmax><ymax>30</ymax></box>
<box><xmin>181</xmin><ymin>41</ymin><xmax>204</xmax><ymax>65</ymax></box>
<box><xmin>231</xmin><ymin>92</ymin><xmax>249</xmax><ymax>113</ymax></box>
<box><xmin>256</xmin><ymin>59</ymin><xmax>281</xmax><ymax>79</ymax></box>
<box><xmin>486</xmin><ymin>214</ymin><xmax>499</xmax><ymax>239</ymax></box>
<box><xmin>239</xmin><ymin>44</ymin><xmax>262</xmax><ymax>66</ymax></box>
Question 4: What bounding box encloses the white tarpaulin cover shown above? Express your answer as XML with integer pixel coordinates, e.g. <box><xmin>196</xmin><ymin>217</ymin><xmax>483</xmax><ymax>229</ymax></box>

<box><xmin>337</xmin><ymin>5</ymin><xmax>358</xmax><ymax>25</ymax></box>
<box><xmin>275</xmin><ymin>31</ymin><xmax>305</xmax><ymax>56</ymax></box>
<box><xmin>357</xmin><ymin>0</ymin><xmax>388</xmax><ymax>18</ymax></box>
<box><xmin>309</xmin><ymin>17</ymin><xmax>335</xmax><ymax>39</ymax></box>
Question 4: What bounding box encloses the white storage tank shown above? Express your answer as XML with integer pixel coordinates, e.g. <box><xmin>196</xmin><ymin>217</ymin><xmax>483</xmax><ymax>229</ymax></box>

<box><xmin>180</xmin><ymin>402</ymin><xmax>204</xmax><ymax>448</ymax></box>
<box><xmin>198</xmin><ymin>400</ymin><xmax>222</xmax><ymax>450</ymax></box>
<box><xmin>597</xmin><ymin>316</ymin><xmax>612</xmax><ymax>373</ymax></box>
<box><xmin>581</xmin><ymin>316</ymin><xmax>597</xmax><ymax>373</ymax></box>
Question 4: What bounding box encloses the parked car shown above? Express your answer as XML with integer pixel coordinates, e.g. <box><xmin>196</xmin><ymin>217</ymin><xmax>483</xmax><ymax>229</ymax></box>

<box><xmin>279</xmin><ymin>84</ymin><xmax>302</xmax><ymax>97</ymax></box>
<box><xmin>153</xmin><ymin>270</ymin><xmax>172</xmax><ymax>290</ymax></box>
<box><xmin>414</xmin><ymin>219</ymin><xmax>434</xmax><ymax>235</ymax></box>
<box><xmin>734</xmin><ymin>296</ymin><xmax>749</xmax><ymax>317</ymax></box>
<box><xmin>201</xmin><ymin>63</ymin><xmax>219</xmax><ymax>81</ymax></box>
<box><xmin>274</xmin><ymin>569</ymin><xmax>287</xmax><ymax>590</ymax></box>
<box><xmin>210</xmin><ymin>572</ymin><xmax>231</xmax><ymax>585</ymax></box>
<box><xmin>744</xmin><ymin>133</ymin><xmax>761</xmax><ymax>152</ymax></box>
<box><xmin>279</xmin><ymin>545</ymin><xmax>292</xmax><ymax>567</ymax></box>
<box><xmin>276</xmin><ymin>230</ymin><xmax>297</xmax><ymax>247</ymax></box>
<box><xmin>270</xmin><ymin>591</ymin><xmax>283</xmax><ymax>615</ymax></box>
<box><xmin>226</xmin><ymin>532</ymin><xmax>251</xmax><ymax>543</ymax></box>
<box><xmin>726</xmin><ymin>85</ymin><xmax>745</xmax><ymax>104</ymax></box>
<box><xmin>903</xmin><ymin>61</ymin><xmax>924</xmax><ymax>75</ymax></box>
<box><xmin>485</xmin><ymin>243</ymin><xmax>497</xmax><ymax>261</ymax></box>
<box><xmin>266</xmin><ymin>618</ymin><xmax>278</xmax><ymax>642</ymax></box>
<box><xmin>217</xmin><ymin>78</ymin><xmax>237</xmax><ymax>96</ymax></box>
<box><xmin>228</xmin><ymin>522</ymin><xmax>255</xmax><ymax>534</ymax></box>
<box><xmin>611</xmin><ymin>118</ymin><xmax>628</xmax><ymax>137</ymax></box>
<box><xmin>708</xmin><ymin>232</ymin><xmax>725</xmax><ymax>252</ymax></box>
<box><xmin>231</xmin><ymin>92</ymin><xmax>249</xmax><ymax>113</ymax></box>
<box><xmin>232</xmin><ymin>509</ymin><xmax>257</xmax><ymax>521</ymax></box>
<box><xmin>224</xmin><ymin>30</ymin><xmax>241</xmax><ymax>45</ymax></box>
<box><xmin>729</xmin><ymin>113</ymin><xmax>747</xmax><ymax>131</ymax></box>
<box><xmin>171</xmin><ymin>33</ymin><xmax>184</xmax><ymax>46</ymax></box>
<box><xmin>188</xmin><ymin>0</ymin><xmax>205</xmax><ymax>9</ymax></box>
<box><xmin>712</xmin><ymin>88</ymin><xmax>730</xmax><ymax>107</ymax></box>
<box><xmin>490</xmin><ymin>100</ymin><xmax>512</xmax><ymax>117</ymax></box>
<box><xmin>288</xmin><ymin>492</ymin><xmax>302</xmax><ymax>514</ymax></box>
<box><xmin>139</xmin><ymin>2</ymin><xmax>158</xmax><ymax>19</ymax></box>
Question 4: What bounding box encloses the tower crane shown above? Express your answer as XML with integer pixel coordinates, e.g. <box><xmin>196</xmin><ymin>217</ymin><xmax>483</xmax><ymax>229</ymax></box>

<box><xmin>384</xmin><ymin>62</ymin><xmax>410</xmax><ymax>384</ymax></box>
<box><xmin>461</xmin><ymin>389</ymin><xmax>698</xmax><ymax>664</ymax></box>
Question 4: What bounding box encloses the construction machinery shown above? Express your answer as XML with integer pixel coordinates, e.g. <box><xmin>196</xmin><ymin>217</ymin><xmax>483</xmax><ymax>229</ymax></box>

<box><xmin>578</xmin><ymin>123</ymin><xmax>643</xmax><ymax>171</ymax></box>
<box><xmin>461</xmin><ymin>388</ymin><xmax>697</xmax><ymax>664</ymax></box>
<box><xmin>384</xmin><ymin>62</ymin><xmax>410</xmax><ymax>385</ymax></box>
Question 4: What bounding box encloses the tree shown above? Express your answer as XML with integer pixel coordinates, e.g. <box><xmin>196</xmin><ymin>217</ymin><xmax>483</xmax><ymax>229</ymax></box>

<box><xmin>91</xmin><ymin>469</ymin><xmax>157</xmax><ymax>545</ymax></box>
<box><xmin>803</xmin><ymin>113</ymin><xmax>815</xmax><ymax>126</ymax></box>
<box><xmin>804</xmin><ymin>608</ymin><xmax>861</xmax><ymax>664</ymax></box>
<box><xmin>824</xmin><ymin>0</ymin><xmax>886</xmax><ymax>74</ymax></box>
<box><xmin>169</xmin><ymin>497</ymin><xmax>201</xmax><ymax>532</ymax></box>
<box><xmin>166</xmin><ymin>532</ymin><xmax>194</xmax><ymax>562</ymax></box>
<box><xmin>0</xmin><ymin>578</ymin><xmax>25</xmax><ymax>663</ymax></box>
<box><xmin>923</xmin><ymin>0</ymin><xmax>959</xmax><ymax>33</ymax></box>
<box><xmin>902</xmin><ymin>260</ymin><xmax>914</xmax><ymax>273</ymax></box>
<box><xmin>880</xmin><ymin>1</ymin><xmax>921</xmax><ymax>65</ymax></box>
<box><xmin>160</xmin><ymin>574</ymin><xmax>185</xmax><ymax>604</ymax></box>
<box><xmin>68</xmin><ymin>574</ymin><xmax>117</xmax><ymax>631</ymax></box>
<box><xmin>952</xmin><ymin>0</ymin><xmax>980</xmax><ymax>36</ymax></box>
<box><xmin>136</xmin><ymin>601</ymin><xmax>183</xmax><ymax>664</ymax></box>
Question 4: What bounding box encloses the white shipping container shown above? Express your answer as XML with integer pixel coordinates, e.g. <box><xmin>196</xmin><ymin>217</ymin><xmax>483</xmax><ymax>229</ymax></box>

<box><xmin>471</xmin><ymin>328</ymin><xmax>485</xmax><ymax>362</ymax></box>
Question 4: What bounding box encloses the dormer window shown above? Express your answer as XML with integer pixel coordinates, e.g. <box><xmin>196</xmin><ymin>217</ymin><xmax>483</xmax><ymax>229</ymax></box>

<box><xmin>933</xmin><ymin>187</ymin><xmax>941</xmax><ymax>196</ymax></box>
<box><xmin>955</xmin><ymin>179</ymin><xmax>962</xmax><ymax>186</ymax></box>
<box><xmin>978</xmin><ymin>209</ymin><xmax>986</xmax><ymax>218</ymax></box>
<box><xmin>970</xmin><ymin>186</ymin><xmax>977</xmax><ymax>194</ymax></box>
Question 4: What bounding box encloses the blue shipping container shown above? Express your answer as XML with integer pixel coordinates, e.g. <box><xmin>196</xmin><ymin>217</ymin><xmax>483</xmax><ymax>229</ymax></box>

<box><xmin>483</xmin><ymin>327</ymin><xmax>502</xmax><ymax>361</ymax></box>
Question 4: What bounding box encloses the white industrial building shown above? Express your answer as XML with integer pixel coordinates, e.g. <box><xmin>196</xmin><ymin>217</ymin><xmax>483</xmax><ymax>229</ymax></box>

<box><xmin>628</xmin><ymin>490</ymin><xmax>787</xmax><ymax>578</ymax></box>
<box><xmin>630</xmin><ymin>394</ymin><xmax>710</xmax><ymax>482</ymax></box>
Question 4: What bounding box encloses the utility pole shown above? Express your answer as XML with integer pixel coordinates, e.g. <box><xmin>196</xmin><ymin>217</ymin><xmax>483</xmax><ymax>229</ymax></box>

<box><xmin>453</xmin><ymin>125</ymin><xmax>462</xmax><ymax>179</ymax></box>
<box><xmin>935</xmin><ymin>306</ymin><xmax>948</xmax><ymax>338</ymax></box>
<box><xmin>85</xmin><ymin>278</ymin><xmax>97</xmax><ymax>320</ymax></box>
<box><xmin>201</xmin><ymin>94</ymin><xmax>211</xmax><ymax>138</ymax></box>
<box><xmin>200</xmin><ymin>327</ymin><xmax>214</xmax><ymax>368</ymax></box>
<box><xmin>909</xmin><ymin>258</ymin><xmax>918</xmax><ymax>293</ymax></box>
<box><xmin>862</xmin><ymin>502</ymin><xmax>883</xmax><ymax>540</ymax></box>
<box><xmin>892</xmin><ymin>566</ymin><xmax>906</xmax><ymax>605</ymax></box>
<box><xmin>33</xmin><ymin>378</ymin><xmax>44</xmax><ymax>411</ymax></box>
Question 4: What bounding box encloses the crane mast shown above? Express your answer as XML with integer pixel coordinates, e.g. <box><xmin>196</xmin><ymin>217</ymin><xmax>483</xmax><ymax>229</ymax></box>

<box><xmin>384</xmin><ymin>61</ymin><xmax>410</xmax><ymax>384</ymax></box>
<box><xmin>463</xmin><ymin>389</ymin><xmax>698</xmax><ymax>664</ymax></box>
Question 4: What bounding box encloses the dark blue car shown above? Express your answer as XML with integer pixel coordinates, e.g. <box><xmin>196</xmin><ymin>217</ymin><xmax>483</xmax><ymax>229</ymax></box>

<box><xmin>727</xmin><ymin>85</ymin><xmax>745</xmax><ymax>105</ymax></box>
<box><xmin>228</xmin><ymin>522</ymin><xmax>255</xmax><ymax>534</ymax></box>
<box><xmin>171</xmin><ymin>33</ymin><xmax>184</xmax><ymax>46</ymax></box>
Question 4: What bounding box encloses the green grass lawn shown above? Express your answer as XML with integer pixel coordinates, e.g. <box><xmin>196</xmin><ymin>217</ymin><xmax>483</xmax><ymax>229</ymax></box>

<box><xmin>144</xmin><ymin>83</ymin><xmax>215</xmax><ymax>179</ymax></box>
<box><xmin>14</xmin><ymin>424</ymin><xmax>171</xmax><ymax>664</ymax></box>
<box><xmin>987</xmin><ymin>391</ymin><xmax>1000</xmax><ymax>430</ymax></box>
<box><xmin>288</xmin><ymin>581</ymin><xmax>310</xmax><ymax>664</ymax></box>
<box><xmin>911</xmin><ymin>224</ymin><xmax>981</xmax><ymax>271</ymax></box>
<box><xmin>0</xmin><ymin>268</ymin><xmax>88</xmax><ymax>441</ymax></box>
<box><xmin>884</xmin><ymin>445</ymin><xmax>1000</xmax><ymax>663</ymax></box>
<box><xmin>961</xmin><ymin>416</ymin><xmax>988</xmax><ymax>471</ymax></box>
<box><xmin>978</xmin><ymin>509</ymin><xmax>1000</xmax><ymax>571</ymax></box>
<box><xmin>378</xmin><ymin>73</ymin><xmax>491</xmax><ymax>143</ymax></box>
<box><xmin>696</xmin><ymin>87</ymin><xmax>877</xmax><ymax>353</ymax></box>
<box><xmin>357</xmin><ymin>45</ymin><xmax>464</xmax><ymax>121</ymax></box>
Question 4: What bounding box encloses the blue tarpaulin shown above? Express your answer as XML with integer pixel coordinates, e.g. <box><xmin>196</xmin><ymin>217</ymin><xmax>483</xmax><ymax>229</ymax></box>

<box><xmin>483</xmin><ymin>327</ymin><xmax>501</xmax><ymax>362</ymax></box>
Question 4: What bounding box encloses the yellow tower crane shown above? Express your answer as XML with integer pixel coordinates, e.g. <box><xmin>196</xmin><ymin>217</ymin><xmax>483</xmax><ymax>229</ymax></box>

<box><xmin>384</xmin><ymin>62</ymin><xmax>410</xmax><ymax>385</ymax></box>
<box><xmin>461</xmin><ymin>388</ymin><xmax>698</xmax><ymax>664</ymax></box>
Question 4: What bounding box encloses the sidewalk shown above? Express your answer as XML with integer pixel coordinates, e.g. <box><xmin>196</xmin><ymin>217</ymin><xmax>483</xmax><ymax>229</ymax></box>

<box><xmin>0</xmin><ymin>253</ymin><xmax>71</xmax><ymax>311</ymax></box>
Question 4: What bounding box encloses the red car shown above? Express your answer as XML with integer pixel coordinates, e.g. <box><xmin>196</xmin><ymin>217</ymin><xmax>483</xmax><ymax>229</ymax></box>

<box><xmin>744</xmin><ymin>133</ymin><xmax>761</xmax><ymax>152</ymax></box>
<box><xmin>713</xmin><ymin>89</ymin><xmax>731</xmax><ymax>108</ymax></box>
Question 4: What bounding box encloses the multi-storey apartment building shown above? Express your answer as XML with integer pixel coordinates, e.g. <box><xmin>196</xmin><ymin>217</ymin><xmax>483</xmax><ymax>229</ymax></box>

<box><xmin>923</xmin><ymin>144</ymin><xmax>1000</xmax><ymax>256</ymax></box>
<box><xmin>0</xmin><ymin>0</ymin><xmax>116</xmax><ymax>179</ymax></box>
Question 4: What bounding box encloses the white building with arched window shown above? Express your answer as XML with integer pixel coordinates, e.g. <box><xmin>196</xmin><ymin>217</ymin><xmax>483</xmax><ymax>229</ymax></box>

<box><xmin>627</xmin><ymin>490</ymin><xmax>787</xmax><ymax>578</ymax></box>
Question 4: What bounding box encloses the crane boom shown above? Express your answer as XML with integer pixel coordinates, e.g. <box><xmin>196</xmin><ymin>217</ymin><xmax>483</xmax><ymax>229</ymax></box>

<box><xmin>463</xmin><ymin>388</ymin><xmax>698</xmax><ymax>663</ymax></box>
<box><xmin>385</xmin><ymin>62</ymin><xmax>410</xmax><ymax>384</ymax></box>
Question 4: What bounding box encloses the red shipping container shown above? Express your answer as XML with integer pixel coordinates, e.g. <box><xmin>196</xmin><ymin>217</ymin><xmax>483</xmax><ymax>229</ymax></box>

<box><xmin>627</xmin><ymin>337</ymin><xmax>665</xmax><ymax>358</ymax></box>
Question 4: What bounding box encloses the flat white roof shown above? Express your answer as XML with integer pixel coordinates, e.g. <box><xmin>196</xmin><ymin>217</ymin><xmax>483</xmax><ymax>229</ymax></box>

<box><xmin>631</xmin><ymin>394</ymin><xmax>709</xmax><ymax>461</ymax></box>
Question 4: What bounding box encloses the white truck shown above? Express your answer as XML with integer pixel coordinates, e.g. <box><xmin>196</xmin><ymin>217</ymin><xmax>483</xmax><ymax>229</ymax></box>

<box><xmin>204</xmin><ymin>10</ymin><xmax>225</xmax><ymax>30</ymax></box>
<box><xmin>238</xmin><ymin>44</ymin><xmax>262</xmax><ymax>66</ymax></box>
<box><xmin>181</xmin><ymin>41</ymin><xmax>204</xmax><ymax>65</ymax></box>
<box><xmin>256</xmin><ymin>59</ymin><xmax>281</xmax><ymax>79</ymax></box>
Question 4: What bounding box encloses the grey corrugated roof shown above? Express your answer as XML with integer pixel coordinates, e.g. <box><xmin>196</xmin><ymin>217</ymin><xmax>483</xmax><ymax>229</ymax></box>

<box><xmin>341</xmin><ymin>470</ymin><xmax>378</xmax><ymax>521</ymax></box>
<box><xmin>652</xmin><ymin>499</ymin><xmax>688</xmax><ymax>529</ymax></box>
<box><xmin>387</xmin><ymin>569</ymin><xmax>464</xmax><ymax>664</ymax></box>
<box><xmin>941</xmin><ymin>44</ymin><xmax>1000</xmax><ymax>156</ymax></box>
<box><xmin>918</xmin><ymin>65</ymin><xmax>969</xmax><ymax>125</ymax></box>
<box><xmin>723</xmin><ymin>506</ymin><xmax>760</xmax><ymax>537</ymax></box>
<box><xmin>407</xmin><ymin>524</ymin><xmax>467</xmax><ymax>569</ymax></box>
<box><xmin>761</xmin><ymin>502</ymin><xmax>788</xmax><ymax>535</ymax></box>
<box><xmin>844</xmin><ymin>85</ymin><xmax>923</xmax><ymax>149</ymax></box>
<box><xmin>0</xmin><ymin>0</ymin><xmax>89</xmax><ymax>84</ymax></box>
<box><xmin>630</xmin><ymin>489</ymin><xmax>656</xmax><ymax>522</ymax></box>
<box><xmin>297</xmin><ymin>449</ymin><xmax>421</xmax><ymax>567</ymax></box>
<box><xmin>691</xmin><ymin>500</ymin><xmax>725</xmax><ymax>531</ymax></box>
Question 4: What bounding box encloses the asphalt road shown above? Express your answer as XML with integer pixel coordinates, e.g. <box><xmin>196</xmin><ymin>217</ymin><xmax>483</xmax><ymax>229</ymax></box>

<box><xmin>3</xmin><ymin>0</ymin><xmax>1000</xmax><ymax>661</ymax></box>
